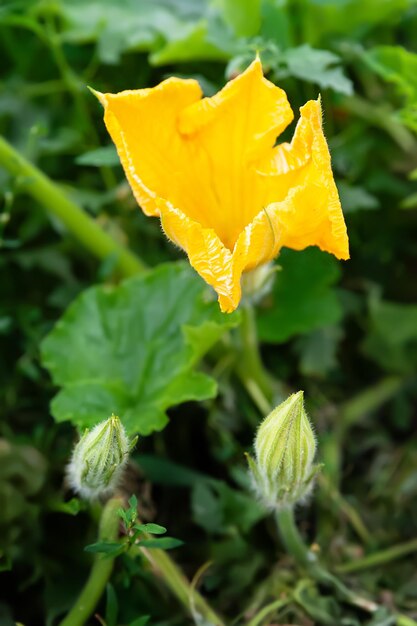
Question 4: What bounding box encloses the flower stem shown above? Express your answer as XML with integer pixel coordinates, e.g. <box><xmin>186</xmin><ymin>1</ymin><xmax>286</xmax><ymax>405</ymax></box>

<box><xmin>131</xmin><ymin>544</ymin><xmax>225</xmax><ymax>626</ymax></box>
<box><xmin>236</xmin><ymin>305</ymin><xmax>275</xmax><ymax>415</ymax></box>
<box><xmin>275</xmin><ymin>506</ymin><xmax>378</xmax><ymax>612</ymax></box>
<box><xmin>0</xmin><ymin>135</ymin><xmax>145</xmax><ymax>278</ymax></box>
<box><xmin>58</xmin><ymin>497</ymin><xmax>122</xmax><ymax>626</ymax></box>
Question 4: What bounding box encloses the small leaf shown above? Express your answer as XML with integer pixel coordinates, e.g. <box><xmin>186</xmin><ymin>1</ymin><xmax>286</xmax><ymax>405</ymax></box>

<box><xmin>129</xmin><ymin>617</ymin><xmax>150</xmax><ymax>626</ymax></box>
<box><xmin>134</xmin><ymin>523</ymin><xmax>167</xmax><ymax>535</ymax></box>
<box><xmin>75</xmin><ymin>145</ymin><xmax>120</xmax><ymax>167</ymax></box>
<box><xmin>139</xmin><ymin>537</ymin><xmax>183</xmax><ymax>550</ymax></box>
<box><xmin>84</xmin><ymin>541</ymin><xmax>125</xmax><ymax>556</ymax></box>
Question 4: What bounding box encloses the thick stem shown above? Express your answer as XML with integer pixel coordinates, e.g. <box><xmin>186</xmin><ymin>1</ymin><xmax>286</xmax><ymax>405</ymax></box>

<box><xmin>236</xmin><ymin>305</ymin><xmax>274</xmax><ymax>415</ymax></box>
<box><xmin>58</xmin><ymin>497</ymin><xmax>122</xmax><ymax>626</ymax></box>
<box><xmin>131</xmin><ymin>544</ymin><xmax>225</xmax><ymax>626</ymax></box>
<box><xmin>0</xmin><ymin>135</ymin><xmax>145</xmax><ymax>278</ymax></box>
<box><xmin>275</xmin><ymin>507</ymin><xmax>377</xmax><ymax>612</ymax></box>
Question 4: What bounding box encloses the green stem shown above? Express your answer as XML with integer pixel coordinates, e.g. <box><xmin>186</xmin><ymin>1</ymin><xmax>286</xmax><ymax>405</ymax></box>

<box><xmin>131</xmin><ymin>544</ymin><xmax>225</xmax><ymax>626</ymax></box>
<box><xmin>336</xmin><ymin>538</ymin><xmax>417</xmax><ymax>575</ymax></box>
<box><xmin>58</xmin><ymin>497</ymin><xmax>122</xmax><ymax>626</ymax></box>
<box><xmin>0</xmin><ymin>135</ymin><xmax>145</xmax><ymax>278</ymax></box>
<box><xmin>275</xmin><ymin>507</ymin><xmax>378</xmax><ymax>612</ymax></box>
<box><xmin>246</xmin><ymin>598</ymin><xmax>289</xmax><ymax>626</ymax></box>
<box><xmin>236</xmin><ymin>305</ymin><xmax>274</xmax><ymax>415</ymax></box>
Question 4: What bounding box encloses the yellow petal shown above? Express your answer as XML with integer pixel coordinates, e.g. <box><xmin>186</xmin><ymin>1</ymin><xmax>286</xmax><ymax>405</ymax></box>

<box><xmin>159</xmin><ymin>198</ymin><xmax>285</xmax><ymax>313</ymax></box>
<box><xmin>258</xmin><ymin>99</ymin><xmax>349</xmax><ymax>260</ymax></box>
<box><xmin>97</xmin><ymin>59</ymin><xmax>294</xmax><ymax>252</ymax></box>
<box><xmin>98</xmin><ymin>78</ymin><xmax>203</xmax><ymax>217</ymax></box>
<box><xmin>95</xmin><ymin>61</ymin><xmax>349</xmax><ymax>312</ymax></box>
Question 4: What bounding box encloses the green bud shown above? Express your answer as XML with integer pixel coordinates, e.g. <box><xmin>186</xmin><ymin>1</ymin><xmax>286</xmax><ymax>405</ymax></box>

<box><xmin>247</xmin><ymin>391</ymin><xmax>320</xmax><ymax>509</ymax></box>
<box><xmin>241</xmin><ymin>262</ymin><xmax>277</xmax><ymax>306</ymax></box>
<box><xmin>67</xmin><ymin>415</ymin><xmax>133</xmax><ymax>500</ymax></box>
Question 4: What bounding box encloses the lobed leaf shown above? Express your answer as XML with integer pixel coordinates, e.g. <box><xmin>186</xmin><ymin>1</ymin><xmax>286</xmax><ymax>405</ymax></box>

<box><xmin>41</xmin><ymin>262</ymin><xmax>239</xmax><ymax>435</ymax></box>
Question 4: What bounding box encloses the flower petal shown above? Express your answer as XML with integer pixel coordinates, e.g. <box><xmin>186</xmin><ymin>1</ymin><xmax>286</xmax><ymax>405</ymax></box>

<box><xmin>159</xmin><ymin>198</ymin><xmax>286</xmax><ymax>313</ymax></box>
<box><xmin>96</xmin><ymin>59</ymin><xmax>294</xmax><ymax>252</ymax></box>
<box><xmin>258</xmin><ymin>99</ymin><xmax>349</xmax><ymax>260</ymax></box>
<box><xmin>158</xmin><ymin>200</ymin><xmax>239</xmax><ymax>312</ymax></box>
<box><xmin>97</xmin><ymin>78</ymin><xmax>203</xmax><ymax>217</ymax></box>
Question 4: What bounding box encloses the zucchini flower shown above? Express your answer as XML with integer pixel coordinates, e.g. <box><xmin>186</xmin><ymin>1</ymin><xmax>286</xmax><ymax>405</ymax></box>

<box><xmin>247</xmin><ymin>391</ymin><xmax>320</xmax><ymax>509</ymax></box>
<box><xmin>67</xmin><ymin>415</ymin><xmax>132</xmax><ymax>500</ymax></box>
<box><xmin>94</xmin><ymin>58</ymin><xmax>349</xmax><ymax>312</ymax></box>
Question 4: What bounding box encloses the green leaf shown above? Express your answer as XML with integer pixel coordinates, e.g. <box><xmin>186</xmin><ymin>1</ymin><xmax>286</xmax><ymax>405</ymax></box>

<box><xmin>364</xmin><ymin>46</ymin><xmax>417</xmax><ymax>132</ymax></box>
<box><xmin>295</xmin><ymin>326</ymin><xmax>344</xmax><ymax>377</ymax></box>
<box><xmin>138</xmin><ymin>537</ymin><xmax>183</xmax><ymax>550</ymax></box>
<box><xmin>337</xmin><ymin>181</ymin><xmax>380</xmax><ymax>214</ymax></box>
<box><xmin>134</xmin><ymin>523</ymin><xmax>167</xmax><ymax>535</ymax></box>
<box><xmin>105</xmin><ymin>583</ymin><xmax>118</xmax><ymax>626</ymax></box>
<box><xmin>279</xmin><ymin>45</ymin><xmax>353</xmax><ymax>95</ymax></box>
<box><xmin>129</xmin><ymin>617</ymin><xmax>150</xmax><ymax>626</ymax></box>
<box><xmin>41</xmin><ymin>262</ymin><xmax>239</xmax><ymax>435</ymax></box>
<box><xmin>362</xmin><ymin>294</ymin><xmax>417</xmax><ymax>374</ymax></box>
<box><xmin>213</xmin><ymin>0</ymin><xmax>261</xmax><ymax>37</ymax></box>
<box><xmin>57</xmin><ymin>0</ymin><xmax>208</xmax><ymax>63</ymax></box>
<box><xmin>75</xmin><ymin>146</ymin><xmax>119</xmax><ymax>167</ymax></box>
<box><xmin>191</xmin><ymin>481</ymin><xmax>265</xmax><ymax>534</ymax></box>
<box><xmin>84</xmin><ymin>541</ymin><xmax>125</xmax><ymax>556</ymax></box>
<box><xmin>150</xmin><ymin>20</ymin><xmax>232</xmax><ymax>66</ymax></box>
<box><xmin>257</xmin><ymin>248</ymin><xmax>342</xmax><ymax>343</ymax></box>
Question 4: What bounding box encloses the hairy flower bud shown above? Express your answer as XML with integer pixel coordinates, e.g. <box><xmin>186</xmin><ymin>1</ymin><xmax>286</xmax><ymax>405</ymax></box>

<box><xmin>67</xmin><ymin>415</ymin><xmax>132</xmax><ymax>500</ymax></box>
<box><xmin>247</xmin><ymin>391</ymin><xmax>320</xmax><ymax>509</ymax></box>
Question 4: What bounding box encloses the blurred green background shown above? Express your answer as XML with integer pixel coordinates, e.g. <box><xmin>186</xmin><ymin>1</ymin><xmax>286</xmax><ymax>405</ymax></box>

<box><xmin>1</xmin><ymin>0</ymin><xmax>417</xmax><ymax>624</ymax></box>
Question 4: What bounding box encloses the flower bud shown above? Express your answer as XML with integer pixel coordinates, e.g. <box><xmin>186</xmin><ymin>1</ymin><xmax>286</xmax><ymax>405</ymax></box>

<box><xmin>67</xmin><ymin>415</ymin><xmax>133</xmax><ymax>500</ymax></box>
<box><xmin>247</xmin><ymin>391</ymin><xmax>320</xmax><ymax>509</ymax></box>
<box><xmin>241</xmin><ymin>262</ymin><xmax>277</xmax><ymax>306</ymax></box>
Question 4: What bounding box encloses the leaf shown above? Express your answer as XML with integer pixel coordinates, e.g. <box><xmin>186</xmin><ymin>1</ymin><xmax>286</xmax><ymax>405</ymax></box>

<box><xmin>192</xmin><ymin>482</ymin><xmax>224</xmax><ymax>533</ymax></box>
<box><xmin>84</xmin><ymin>541</ymin><xmax>125</xmax><ymax>556</ymax></box>
<box><xmin>337</xmin><ymin>181</ymin><xmax>380</xmax><ymax>214</ymax></box>
<box><xmin>138</xmin><ymin>537</ymin><xmax>183</xmax><ymax>550</ymax></box>
<box><xmin>134</xmin><ymin>523</ymin><xmax>167</xmax><ymax>535</ymax></box>
<box><xmin>105</xmin><ymin>583</ymin><xmax>118</xmax><ymax>626</ymax></box>
<box><xmin>191</xmin><ymin>481</ymin><xmax>265</xmax><ymax>535</ymax></box>
<box><xmin>150</xmin><ymin>20</ymin><xmax>231</xmax><ymax>66</ymax></box>
<box><xmin>295</xmin><ymin>326</ymin><xmax>344</xmax><ymax>377</ymax></box>
<box><xmin>257</xmin><ymin>248</ymin><xmax>342</xmax><ymax>343</ymax></box>
<box><xmin>129</xmin><ymin>617</ymin><xmax>150</xmax><ymax>626</ymax></box>
<box><xmin>279</xmin><ymin>45</ymin><xmax>353</xmax><ymax>95</ymax></box>
<box><xmin>136</xmin><ymin>454</ymin><xmax>209</xmax><ymax>487</ymax></box>
<box><xmin>364</xmin><ymin>46</ymin><xmax>417</xmax><ymax>132</ymax></box>
<box><xmin>75</xmin><ymin>145</ymin><xmax>119</xmax><ymax>167</ymax></box>
<box><xmin>213</xmin><ymin>0</ymin><xmax>261</xmax><ymax>37</ymax></box>
<box><xmin>362</xmin><ymin>293</ymin><xmax>417</xmax><ymax>374</ymax></box>
<box><xmin>41</xmin><ymin>262</ymin><xmax>239</xmax><ymax>435</ymax></box>
<box><xmin>57</xmin><ymin>0</ymin><xmax>207</xmax><ymax>63</ymax></box>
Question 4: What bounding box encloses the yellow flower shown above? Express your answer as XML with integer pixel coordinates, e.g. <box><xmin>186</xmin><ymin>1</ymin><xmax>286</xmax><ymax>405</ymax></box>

<box><xmin>95</xmin><ymin>58</ymin><xmax>349</xmax><ymax>312</ymax></box>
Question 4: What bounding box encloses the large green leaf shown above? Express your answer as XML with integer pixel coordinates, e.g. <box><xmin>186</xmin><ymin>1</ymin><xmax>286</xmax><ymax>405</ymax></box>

<box><xmin>41</xmin><ymin>263</ymin><xmax>239</xmax><ymax>435</ymax></box>
<box><xmin>257</xmin><ymin>248</ymin><xmax>343</xmax><ymax>343</ymax></box>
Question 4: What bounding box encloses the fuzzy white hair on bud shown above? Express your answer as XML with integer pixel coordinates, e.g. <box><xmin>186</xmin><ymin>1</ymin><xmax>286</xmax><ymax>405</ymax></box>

<box><xmin>67</xmin><ymin>415</ymin><xmax>132</xmax><ymax>501</ymax></box>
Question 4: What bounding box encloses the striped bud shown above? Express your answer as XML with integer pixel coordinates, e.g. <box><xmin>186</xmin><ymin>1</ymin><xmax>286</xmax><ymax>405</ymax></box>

<box><xmin>67</xmin><ymin>415</ymin><xmax>132</xmax><ymax>500</ymax></box>
<box><xmin>247</xmin><ymin>391</ymin><xmax>320</xmax><ymax>509</ymax></box>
